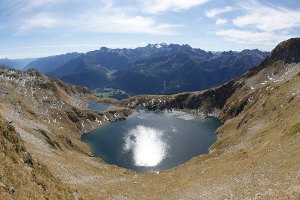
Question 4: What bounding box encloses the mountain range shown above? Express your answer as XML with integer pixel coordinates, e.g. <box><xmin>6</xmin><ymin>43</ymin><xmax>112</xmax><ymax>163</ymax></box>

<box><xmin>0</xmin><ymin>38</ymin><xmax>299</xmax><ymax>199</ymax></box>
<box><xmin>24</xmin><ymin>52</ymin><xmax>82</xmax><ymax>73</ymax></box>
<box><xmin>17</xmin><ymin>43</ymin><xmax>269</xmax><ymax>96</ymax></box>
<box><xmin>0</xmin><ymin>58</ymin><xmax>36</xmax><ymax>70</ymax></box>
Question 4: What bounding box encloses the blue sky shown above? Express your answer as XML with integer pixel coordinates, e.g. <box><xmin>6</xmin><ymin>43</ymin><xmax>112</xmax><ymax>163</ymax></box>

<box><xmin>0</xmin><ymin>0</ymin><xmax>300</xmax><ymax>58</ymax></box>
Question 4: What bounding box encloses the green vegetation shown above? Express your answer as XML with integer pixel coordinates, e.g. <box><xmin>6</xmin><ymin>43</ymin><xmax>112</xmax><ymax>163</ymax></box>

<box><xmin>288</xmin><ymin>122</ymin><xmax>300</xmax><ymax>136</ymax></box>
<box><xmin>94</xmin><ymin>88</ymin><xmax>129</xmax><ymax>99</ymax></box>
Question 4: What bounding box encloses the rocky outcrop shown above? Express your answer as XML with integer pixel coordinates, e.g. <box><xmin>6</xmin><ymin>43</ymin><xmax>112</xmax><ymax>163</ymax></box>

<box><xmin>121</xmin><ymin>79</ymin><xmax>238</xmax><ymax>117</ymax></box>
<box><xmin>247</xmin><ymin>38</ymin><xmax>300</xmax><ymax>77</ymax></box>
<box><xmin>0</xmin><ymin>67</ymin><xmax>132</xmax><ymax>133</ymax></box>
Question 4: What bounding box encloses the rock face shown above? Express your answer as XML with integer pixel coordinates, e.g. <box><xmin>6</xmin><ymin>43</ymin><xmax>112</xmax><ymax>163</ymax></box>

<box><xmin>0</xmin><ymin>38</ymin><xmax>300</xmax><ymax>200</ymax></box>
<box><xmin>120</xmin><ymin>80</ymin><xmax>236</xmax><ymax>117</ymax></box>
<box><xmin>247</xmin><ymin>38</ymin><xmax>300</xmax><ymax>77</ymax></box>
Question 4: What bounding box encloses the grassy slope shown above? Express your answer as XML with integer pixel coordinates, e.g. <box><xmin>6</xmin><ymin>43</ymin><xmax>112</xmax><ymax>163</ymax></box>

<box><xmin>0</xmin><ymin>116</ymin><xmax>74</xmax><ymax>200</ymax></box>
<box><xmin>59</xmin><ymin>63</ymin><xmax>300</xmax><ymax>199</ymax></box>
<box><xmin>0</xmin><ymin>41</ymin><xmax>299</xmax><ymax>199</ymax></box>
<box><xmin>115</xmin><ymin>67</ymin><xmax>300</xmax><ymax>199</ymax></box>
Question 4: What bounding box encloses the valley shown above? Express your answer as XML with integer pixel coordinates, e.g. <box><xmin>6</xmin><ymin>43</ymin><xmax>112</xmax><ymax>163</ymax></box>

<box><xmin>2</xmin><ymin>0</ymin><xmax>300</xmax><ymax>198</ymax></box>
<box><xmin>18</xmin><ymin>44</ymin><xmax>269</xmax><ymax>97</ymax></box>
<box><xmin>0</xmin><ymin>38</ymin><xmax>299</xmax><ymax>199</ymax></box>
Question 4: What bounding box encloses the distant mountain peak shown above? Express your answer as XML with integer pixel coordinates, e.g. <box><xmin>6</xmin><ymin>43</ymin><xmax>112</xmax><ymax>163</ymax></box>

<box><xmin>146</xmin><ymin>43</ymin><xmax>168</xmax><ymax>49</ymax></box>
<box><xmin>154</xmin><ymin>43</ymin><xmax>167</xmax><ymax>48</ymax></box>
<box><xmin>100</xmin><ymin>47</ymin><xmax>109</xmax><ymax>51</ymax></box>
<box><xmin>220</xmin><ymin>50</ymin><xmax>237</xmax><ymax>56</ymax></box>
<box><xmin>145</xmin><ymin>43</ymin><xmax>193</xmax><ymax>50</ymax></box>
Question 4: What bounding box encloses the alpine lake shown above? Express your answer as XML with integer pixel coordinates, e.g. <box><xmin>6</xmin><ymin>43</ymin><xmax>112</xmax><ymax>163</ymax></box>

<box><xmin>82</xmin><ymin>103</ymin><xmax>221</xmax><ymax>173</ymax></box>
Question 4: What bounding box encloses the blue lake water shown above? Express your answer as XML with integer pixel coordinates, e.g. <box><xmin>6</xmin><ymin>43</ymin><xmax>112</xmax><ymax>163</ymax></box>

<box><xmin>87</xmin><ymin>102</ymin><xmax>110</xmax><ymax>111</ymax></box>
<box><xmin>81</xmin><ymin>110</ymin><xmax>221</xmax><ymax>173</ymax></box>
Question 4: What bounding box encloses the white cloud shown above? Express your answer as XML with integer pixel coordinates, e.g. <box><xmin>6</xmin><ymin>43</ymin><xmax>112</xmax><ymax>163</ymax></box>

<box><xmin>205</xmin><ymin>6</ymin><xmax>232</xmax><ymax>18</ymax></box>
<box><xmin>17</xmin><ymin>13</ymin><xmax>58</xmax><ymax>34</ymax></box>
<box><xmin>75</xmin><ymin>13</ymin><xmax>179</xmax><ymax>35</ymax></box>
<box><xmin>215</xmin><ymin>1</ymin><xmax>300</xmax><ymax>45</ymax></box>
<box><xmin>8</xmin><ymin>0</ymin><xmax>62</xmax><ymax>15</ymax></box>
<box><xmin>233</xmin><ymin>0</ymin><xmax>300</xmax><ymax>32</ymax></box>
<box><xmin>13</xmin><ymin>0</ymin><xmax>180</xmax><ymax>36</ymax></box>
<box><xmin>216</xmin><ymin>29</ymin><xmax>291</xmax><ymax>45</ymax></box>
<box><xmin>142</xmin><ymin>0</ymin><xmax>210</xmax><ymax>14</ymax></box>
<box><xmin>215</xmin><ymin>18</ymin><xmax>227</xmax><ymax>25</ymax></box>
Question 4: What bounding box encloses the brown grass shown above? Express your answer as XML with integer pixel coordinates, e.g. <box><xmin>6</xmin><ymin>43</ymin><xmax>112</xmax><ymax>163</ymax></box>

<box><xmin>0</xmin><ymin>116</ymin><xmax>74</xmax><ymax>200</ymax></box>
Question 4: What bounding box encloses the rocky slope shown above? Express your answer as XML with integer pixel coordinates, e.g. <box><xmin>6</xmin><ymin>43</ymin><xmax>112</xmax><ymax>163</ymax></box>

<box><xmin>0</xmin><ymin>38</ymin><xmax>299</xmax><ymax>200</ymax></box>
<box><xmin>117</xmin><ymin>38</ymin><xmax>300</xmax><ymax>199</ymax></box>
<box><xmin>121</xmin><ymin>39</ymin><xmax>300</xmax><ymax>118</ymax></box>
<box><xmin>0</xmin><ymin>67</ymin><xmax>132</xmax><ymax>199</ymax></box>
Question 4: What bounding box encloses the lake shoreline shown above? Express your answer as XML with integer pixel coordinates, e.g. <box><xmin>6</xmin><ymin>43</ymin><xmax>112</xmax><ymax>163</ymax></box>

<box><xmin>81</xmin><ymin>106</ymin><xmax>221</xmax><ymax>172</ymax></box>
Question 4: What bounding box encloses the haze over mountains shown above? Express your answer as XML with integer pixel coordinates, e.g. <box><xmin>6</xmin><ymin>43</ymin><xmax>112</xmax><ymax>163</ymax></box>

<box><xmin>23</xmin><ymin>52</ymin><xmax>82</xmax><ymax>73</ymax></box>
<box><xmin>12</xmin><ymin>43</ymin><xmax>268</xmax><ymax>96</ymax></box>
<box><xmin>0</xmin><ymin>58</ymin><xmax>36</xmax><ymax>70</ymax></box>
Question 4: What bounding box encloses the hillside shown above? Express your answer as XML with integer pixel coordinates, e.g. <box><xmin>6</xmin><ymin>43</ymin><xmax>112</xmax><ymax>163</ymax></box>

<box><xmin>119</xmin><ymin>38</ymin><xmax>300</xmax><ymax>198</ymax></box>
<box><xmin>0</xmin><ymin>38</ymin><xmax>299</xmax><ymax>199</ymax></box>
<box><xmin>0</xmin><ymin>116</ymin><xmax>74</xmax><ymax>199</ymax></box>
<box><xmin>0</xmin><ymin>67</ymin><xmax>132</xmax><ymax>199</ymax></box>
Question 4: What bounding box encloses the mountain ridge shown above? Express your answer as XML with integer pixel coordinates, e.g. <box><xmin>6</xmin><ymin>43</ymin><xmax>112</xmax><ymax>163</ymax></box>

<box><xmin>0</xmin><ymin>38</ymin><xmax>299</xmax><ymax>199</ymax></box>
<box><xmin>121</xmin><ymin>38</ymin><xmax>300</xmax><ymax>117</ymax></box>
<box><xmin>24</xmin><ymin>52</ymin><xmax>82</xmax><ymax>74</ymax></box>
<box><xmin>0</xmin><ymin>58</ymin><xmax>36</xmax><ymax>70</ymax></box>
<box><xmin>2</xmin><ymin>43</ymin><xmax>268</xmax><ymax>96</ymax></box>
<box><xmin>47</xmin><ymin>44</ymin><xmax>269</xmax><ymax>95</ymax></box>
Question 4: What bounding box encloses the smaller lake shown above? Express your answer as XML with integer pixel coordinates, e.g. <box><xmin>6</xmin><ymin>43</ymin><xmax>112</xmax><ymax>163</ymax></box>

<box><xmin>81</xmin><ymin>110</ymin><xmax>221</xmax><ymax>173</ymax></box>
<box><xmin>87</xmin><ymin>102</ymin><xmax>110</xmax><ymax>111</ymax></box>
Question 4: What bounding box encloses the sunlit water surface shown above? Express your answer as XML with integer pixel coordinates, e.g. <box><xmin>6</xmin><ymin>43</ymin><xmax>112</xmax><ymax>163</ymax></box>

<box><xmin>81</xmin><ymin>110</ymin><xmax>221</xmax><ymax>172</ymax></box>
